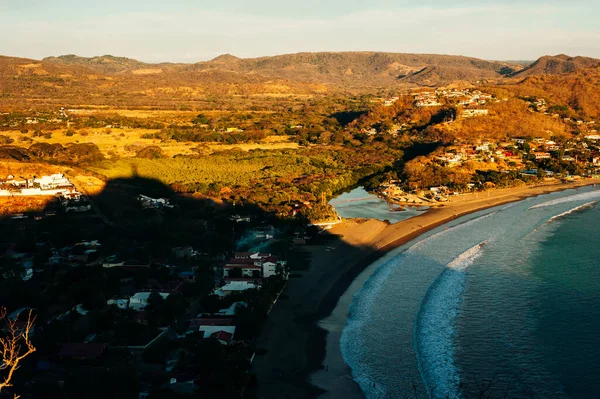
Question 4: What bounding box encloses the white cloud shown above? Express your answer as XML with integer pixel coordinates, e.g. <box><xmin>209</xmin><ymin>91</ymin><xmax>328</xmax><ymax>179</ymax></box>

<box><xmin>0</xmin><ymin>3</ymin><xmax>598</xmax><ymax>62</ymax></box>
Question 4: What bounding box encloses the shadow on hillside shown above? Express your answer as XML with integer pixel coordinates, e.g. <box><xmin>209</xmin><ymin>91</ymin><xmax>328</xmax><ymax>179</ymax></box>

<box><xmin>329</xmin><ymin>110</ymin><xmax>368</xmax><ymax>127</ymax></box>
<box><xmin>0</xmin><ymin>175</ymin><xmax>390</xmax><ymax>398</ymax></box>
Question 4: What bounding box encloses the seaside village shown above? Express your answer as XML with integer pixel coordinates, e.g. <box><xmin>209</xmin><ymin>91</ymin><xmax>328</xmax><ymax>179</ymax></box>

<box><xmin>2</xmin><ymin>89</ymin><xmax>600</xmax><ymax>396</ymax></box>
<box><xmin>0</xmin><ymin>175</ymin><xmax>294</xmax><ymax>397</ymax></box>
<box><xmin>374</xmin><ymin>90</ymin><xmax>600</xmax><ymax>205</ymax></box>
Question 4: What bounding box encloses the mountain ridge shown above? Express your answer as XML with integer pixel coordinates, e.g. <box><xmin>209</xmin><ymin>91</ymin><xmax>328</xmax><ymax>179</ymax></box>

<box><xmin>511</xmin><ymin>54</ymin><xmax>600</xmax><ymax>78</ymax></box>
<box><xmin>1</xmin><ymin>52</ymin><xmax>598</xmax><ymax>108</ymax></box>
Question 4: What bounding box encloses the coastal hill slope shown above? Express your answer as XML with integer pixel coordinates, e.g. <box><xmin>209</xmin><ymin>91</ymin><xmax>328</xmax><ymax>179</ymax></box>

<box><xmin>512</xmin><ymin>54</ymin><xmax>600</xmax><ymax>78</ymax></box>
<box><xmin>512</xmin><ymin>65</ymin><xmax>600</xmax><ymax>117</ymax></box>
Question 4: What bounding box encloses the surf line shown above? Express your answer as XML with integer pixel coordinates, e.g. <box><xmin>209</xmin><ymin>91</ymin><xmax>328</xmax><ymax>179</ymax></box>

<box><xmin>547</xmin><ymin>201</ymin><xmax>598</xmax><ymax>222</ymax></box>
<box><xmin>414</xmin><ymin>240</ymin><xmax>488</xmax><ymax>399</ymax></box>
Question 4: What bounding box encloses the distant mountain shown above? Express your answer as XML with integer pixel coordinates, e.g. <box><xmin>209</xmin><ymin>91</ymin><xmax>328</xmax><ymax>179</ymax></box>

<box><xmin>0</xmin><ymin>51</ymin><xmax>597</xmax><ymax>108</ymax></box>
<box><xmin>42</xmin><ymin>54</ymin><xmax>178</xmax><ymax>74</ymax></box>
<box><xmin>187</xmin><ymin>51</ymin><xmax>519</xmax><ymax>87</ymax></box>
<box><xmin>512</xmin><ymin>54</ymin><xmax>600</xmax><ymax>78</ymax></box>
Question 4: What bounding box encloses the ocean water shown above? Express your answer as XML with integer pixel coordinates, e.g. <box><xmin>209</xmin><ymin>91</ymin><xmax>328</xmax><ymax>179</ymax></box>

<box><xmin>341</xmin><ymin>186</ymin><xmax>600</xmax><ymax>398</ymax></box>
<box><xmin>329</xmin><ymin>187</ymin><xmax>428</xmax><ymax>224</ymax></box>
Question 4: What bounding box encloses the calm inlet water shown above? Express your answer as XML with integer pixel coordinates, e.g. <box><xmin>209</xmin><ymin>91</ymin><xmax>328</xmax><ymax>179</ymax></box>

<box><xmin>329</xmin><ymin>187</ymin><xmax>427</xmax><ymax>224</ymax></box>
<box><xmin>341</xmin><ymin>186</ymin><xmax>600</xmax><ymax>398</ymax></box>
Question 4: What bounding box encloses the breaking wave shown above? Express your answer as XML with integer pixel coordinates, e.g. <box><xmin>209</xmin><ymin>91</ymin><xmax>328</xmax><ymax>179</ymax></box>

<box><xmin>547</xmin><ymin>201</ymin><xmax>597</xmax><ymax>222</ymax></box>
<box><xmin>340</xmin><ymin>257</ymin><xmax>398</xmax><ymax>399</ymax></box>
<box><xmin>415</xmin><ymin>241</ymin><xmax>487</xmax><ymax>398</ymax></box>
<box><xmin>528</xmin><ymin>190</ymin><xmax>600</xmax><ymax>210</ymax></box>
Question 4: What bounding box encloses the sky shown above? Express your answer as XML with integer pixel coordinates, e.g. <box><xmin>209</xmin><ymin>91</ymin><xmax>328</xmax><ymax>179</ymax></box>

<box><xmin>1</xmin><ymin>0</ymin><xmax>599</xmax><ymax>63</ymax></box>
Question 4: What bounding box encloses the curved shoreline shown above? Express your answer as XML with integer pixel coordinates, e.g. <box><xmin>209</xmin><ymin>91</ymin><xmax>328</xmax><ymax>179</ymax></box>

<box><xmin>253</xmin><ymin>179</ymin><xmax>599</xmax><ymax>399</ymax></box>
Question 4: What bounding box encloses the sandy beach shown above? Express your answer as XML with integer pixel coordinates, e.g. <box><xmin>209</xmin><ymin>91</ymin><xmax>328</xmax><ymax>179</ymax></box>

<box><xmin>252</xmin><ymin>179</ymin><xmax>600</xmax><ymax>398</ymax></box>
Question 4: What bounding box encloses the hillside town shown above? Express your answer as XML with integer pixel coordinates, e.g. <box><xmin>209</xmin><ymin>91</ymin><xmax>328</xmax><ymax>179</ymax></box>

<box><xmin>377</xmin><ymin>133</ymin><xmax>600</xmax><ymax>205</ymax></box>
<box><xmin>0</xmin><ymin>186</ymin><xmax>294</xmax><ymax>397</ymax></box>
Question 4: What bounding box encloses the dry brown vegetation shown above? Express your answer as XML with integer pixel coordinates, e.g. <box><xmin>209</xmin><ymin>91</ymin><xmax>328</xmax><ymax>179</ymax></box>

<box><xmin>507</xmin><ymin>67</ymin><xmax>600</xmax><ymax>119</ymax></box>
<box><xmin>512</xmin><ymin>54</ymin><xmax>600</xmax><ymax>78</ymax></box>
<box><xmin>0</xmin><ymin>52</ymin><xmax>530</xmax><ymax>110</ymax></box>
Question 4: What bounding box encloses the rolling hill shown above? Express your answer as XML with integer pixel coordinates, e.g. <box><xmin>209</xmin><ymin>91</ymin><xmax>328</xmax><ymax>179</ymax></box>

<box><xmin>0</xmin><ymin>52</ymin><xmax>596</xmax><ymax>109</ymax></box>
<box><xmin>511</xmin><ymin>54</ymin><xmax>600</xmax><ymax>78</ymax></box>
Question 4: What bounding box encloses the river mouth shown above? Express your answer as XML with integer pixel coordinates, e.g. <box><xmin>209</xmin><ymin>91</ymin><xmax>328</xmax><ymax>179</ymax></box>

<box><xmin>329</xmin><ymin>187</ymin><xmax>428</xmax><ymax>224</ymax></box>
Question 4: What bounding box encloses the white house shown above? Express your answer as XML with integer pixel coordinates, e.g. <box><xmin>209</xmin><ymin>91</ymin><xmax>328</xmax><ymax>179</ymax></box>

<box><xmin>214</xmin><ymin>281</ymin><xmax>259</xmax><ymax>297</ymax></box>
<box><xmin>129</xmin><ymin>292</ymin><xmax>170</xmax><ymax>310</ymax></box>
<box><xmin>462</xmin><ymin>109</ymin><xmax>489</xmax><ymax>118</ymax></box>
<box><xmin>189</xmin><ymin>318</ymin><xmax>236</xmax><ymax>344</ymax></box>
<box><xmin>34</xmin><ymin>174</ymin><xmax>73</xmax><ymax>190</ymax></box>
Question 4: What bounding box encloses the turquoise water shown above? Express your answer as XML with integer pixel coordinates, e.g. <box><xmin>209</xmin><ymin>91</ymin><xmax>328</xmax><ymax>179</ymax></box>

<box><xmin>341</xmin><ymin>186</ymin><xmax>600</xmax><ymax>398</ymax></box>
<box><xmin>329</xmin><ymin>187</ymin><xmax>427</xmax><ymax>224</ymax></box>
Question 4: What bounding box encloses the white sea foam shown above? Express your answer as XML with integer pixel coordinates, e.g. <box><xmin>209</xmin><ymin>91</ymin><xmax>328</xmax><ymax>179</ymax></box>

<box><xmin>547</xmin><ymin>201</ymin><xmax>597</xmax><ymax>222</ymax></box>
<box><xmin>340</xmin><ymin>256</ymin><xmax>399</xmax><ymax>398</ymax></box>
<box><xmin>415</xmin><ymin>241</ymin><xmax>487</xmax><ymax>399</ymax></box>
<box><xmin>407</xmin><ymin>211</ymin><xmax>497</xmax><ymax>253</ymax></box>
<box><xmin>528</xmin><ymin>190</ymin><xmax>600</xmax><ymax>210</ymax></box>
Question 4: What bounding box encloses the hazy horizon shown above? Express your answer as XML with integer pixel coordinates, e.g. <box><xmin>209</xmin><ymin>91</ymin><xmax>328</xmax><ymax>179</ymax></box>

<box><xmin>3</xmin><ymin>50</ymin><xmax>547</xmax><ymax>64</ymax></box>
<box><xmin>2</xmin><ymin>0</ymin><xmax>599</xmax><ymax>63</ymax></box>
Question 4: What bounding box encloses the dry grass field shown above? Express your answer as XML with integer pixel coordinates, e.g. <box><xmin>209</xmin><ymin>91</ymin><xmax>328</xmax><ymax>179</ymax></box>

<box><xmin>0</xmin><ymin>196</ymin><xmax>56</xmax><ymax>215</ymax></box>
<box><xmin>0</xmin><ymin>161</ymin><xmax>69</xmax><ymax>178</ymax></box>
<box><xmin>2</xmin><ymin>126</ymin><xmax>298</xmax><ymax>159</ymax></box>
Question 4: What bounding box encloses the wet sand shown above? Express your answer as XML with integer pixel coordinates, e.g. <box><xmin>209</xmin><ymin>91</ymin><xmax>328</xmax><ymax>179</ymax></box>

<box><xmin>253</xmin><ymin>179</ymin><xmax>599</xmax><ymax>399</ymax></box>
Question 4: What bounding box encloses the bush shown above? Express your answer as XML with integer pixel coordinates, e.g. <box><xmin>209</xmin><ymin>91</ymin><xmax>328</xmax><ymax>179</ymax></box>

<box><xmin>136</xmin><ymin>146</ymin><xmax>165</xmax><ymax>159</ymax></box>
<box><xmin>0</xmin><ymin>135</ymin><xmax>14</xmax><ymax>145</ymax></box>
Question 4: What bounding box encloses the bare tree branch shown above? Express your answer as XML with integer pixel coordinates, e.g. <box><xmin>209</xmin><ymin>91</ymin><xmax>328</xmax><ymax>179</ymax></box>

<box><xmin>0</xmin><ymin>308</ymin><xmax>36</xmax><ymax>395</ymax></box>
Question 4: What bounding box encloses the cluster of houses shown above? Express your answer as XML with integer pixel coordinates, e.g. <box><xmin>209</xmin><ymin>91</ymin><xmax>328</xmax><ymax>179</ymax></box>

<box><xmin>382</xmin><ymin>96</ymin><xmax>400</xmax><ymax>107</ymax></box>
<box><xmin>377</xmin><ymin>133</ymin><xmax>600</xmax><ymax>205</ymax></box>
<box><xmin>0</xmin><ymin>173</ymin><xmax>90</xmax><ymax>213</ymax></box>
<box><xmin>524</xmin><ymin>97</ymin><xmax>599</xmax><ymax>130</ymax></box>
<box><xmin>217</xmin><ymin>251</ymin><xmax>287</xmax><ymax>296</ymax></box>
<box><xmin>436</xmin><ymin>136</ymin><xmax>600</xmax><ymax>167</ymax></box>
<box><xmin>1</xmin><ymin>173</ymin><xmax>73</xmax><ymax>196</ymax></box>
<box><xmin>413</xmin><ymin>89</ymin><xmax>495</xmax><ymax>108</ymax></box>
<box><xmin>138</xmin><ymin>194</ymin><xmax>174</xmax><ymax>210</ymax></box>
